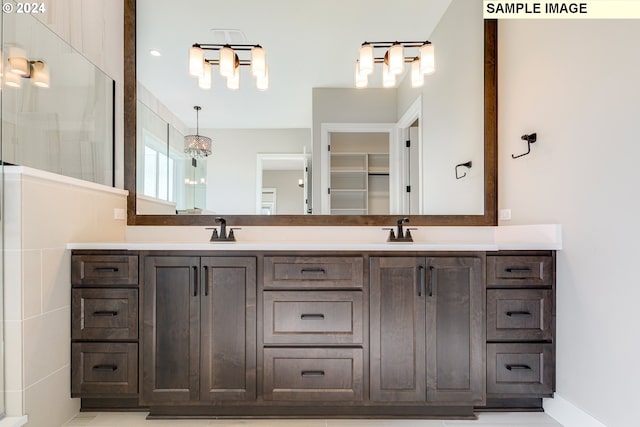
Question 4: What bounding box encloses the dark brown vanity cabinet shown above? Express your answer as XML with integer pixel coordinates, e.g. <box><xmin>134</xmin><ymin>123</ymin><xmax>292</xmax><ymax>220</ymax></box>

<box><xmin>262</xmin><ymin>256</ymin><xmax>366</xmax><ymax>402</ymax></box>
<box><xmin>370</xmin><ymin>256</ymin><xmax>484</xmax><ymax>405</ymax></box>
<box><xmin>71</xmin><ymin>253</ymin><xmax>139</xmax><ymax>399</ymax></box>
<box><xmin>71</xmin><ymin>249</ymin><xmax>556</xmax><ymax>416</ymax></box>
<box><xmin>485</xmin><ymin>253</ymin><xmax>556</xmax><ymax>406</ymax></box>
<box><xmin>141</xmin><ymin>256</ymin><xmax>256</xmax><ymax>405</ymax></box>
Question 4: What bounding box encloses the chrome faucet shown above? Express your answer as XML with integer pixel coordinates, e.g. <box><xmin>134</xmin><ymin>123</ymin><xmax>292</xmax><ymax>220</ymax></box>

<box><xmin>206</xmin><ymin>217</ymin><xmax>240</xmax><ymax>242</ymax></box>
<box><xmin>383</xmin><ymin>217</ymin><xmax>414</xmax><ymax>242</ymax></box>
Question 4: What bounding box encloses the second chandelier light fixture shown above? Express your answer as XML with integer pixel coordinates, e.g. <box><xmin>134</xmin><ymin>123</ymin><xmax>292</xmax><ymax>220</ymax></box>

<box><xmin>355</xmin><ymin>40</ymin><xmax>435</xmax><ymax>88</ymax></box>
<box><xmin>188</xmin><ymin>42</ymin><xmax>269</xmax><ymax>91</ymax></box>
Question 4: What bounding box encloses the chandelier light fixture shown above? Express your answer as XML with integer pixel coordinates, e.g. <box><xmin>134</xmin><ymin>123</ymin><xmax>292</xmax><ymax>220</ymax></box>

<box><xmin>188</xmin><ymin>42</ymin><xmax>268</xmax><ymax>91</ymax></box>
<box><xmin>355</xmin><ymin>40</ymin><xmax>435</xmax><ymax>89</ymax></box>
<box><xmin>184</xmin><ymin>106</ymin><xmax>212</xmax><ymax>158</ymax></box>
<box><xmin>5</xmin><ymin>46</ymin><xmax>50</xmax><ymax>88</ymax></box>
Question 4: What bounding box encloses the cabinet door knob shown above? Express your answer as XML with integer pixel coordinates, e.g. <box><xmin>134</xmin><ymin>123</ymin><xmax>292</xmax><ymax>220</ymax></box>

<box><xmin>418</xmin><ymin>266</ymin><xmax>426</xmax><ymax>297</ymax></box>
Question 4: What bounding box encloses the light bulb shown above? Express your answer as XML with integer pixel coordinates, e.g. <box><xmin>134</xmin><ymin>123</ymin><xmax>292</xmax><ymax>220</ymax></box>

<box><xmin>383</xmin><ymin>62</ymin><xmax>395</xmax><ymax>88</ymax></box>
<box><xmin>251</xmin><ymin>45</ymin><xmax>266</xmax><ymax>78</ymax></box>
<box><xmin>256</xmin><ymin>65</ymin><xmax>269</xmax><ymax>91</ymax></box>
<box><xmin>388</xmin><ymin>43</ymin><xmax>404</xmax><ymax>75</ymax></box>
<box><xmin>358</xmin><ymin>43</ymin><xmax>374</xmax><ymax>75</ymax></box>
<box><xmin>411</xmin><ymin>58</ymin><xmax>424</xmax><ymax>88</ymax></box>
<box><xmin>420</xmin><ymin>42</ymin><xmax>435</xmax><ymax>75</ymax></box>
<box><xmin>31</xmin><ymin>61</ymin><xmax>50</xmax><ymax>88</ymax></box>
<box><xmin>355</xmin><ymin>61</ymin><xmax>368</xmax><ymax>88</ymax></box>
<box><xmin>219</xmin><ymin>46</ymin><xmax>236</xmax><ymax>78</ymax></box>
<box><xmin>188</xmin><ymin>45</ymin><xmax>204</xmax><ymax>77</ymax></box>
<box><xmin>198</xmin><ymin>61</ymin><xmax>212</xmax><ymax>89</ymax></box>
<box><xmin>227</xmin><ymin>66</ymin><xmax>239</xmax><ymax>90</ymax></box>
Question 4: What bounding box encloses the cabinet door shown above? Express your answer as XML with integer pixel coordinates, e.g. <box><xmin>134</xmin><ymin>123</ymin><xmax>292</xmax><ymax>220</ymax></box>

<box><xmin>142</xmin><ymin>256</ymin><xmax>200</xmax><ymax>404</ymax></box>
<box><xmin>370</xmin><ymin>257</ymin><xmax>426</xmax><ymax>402</ymax></box>
<box><xmin>200</xmin><ymin>257</ymin><xmax>256</xmax><ymax>401</ymax></box>
<box><xmin>425</xmin><ymin>257</ymin><xmax>484</xmax><ymax>404</ymax></box>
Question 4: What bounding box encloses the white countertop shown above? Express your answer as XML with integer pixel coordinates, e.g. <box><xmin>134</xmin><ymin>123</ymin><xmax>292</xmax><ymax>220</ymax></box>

<box><xmin>67</xmin><ymin>224</ymin><xmax>562</xmax><ymax>251</ymax></box>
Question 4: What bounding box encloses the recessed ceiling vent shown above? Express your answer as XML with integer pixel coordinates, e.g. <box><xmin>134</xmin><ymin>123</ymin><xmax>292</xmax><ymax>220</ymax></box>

<box><xmin>209</xmin><ymin>29</ymin><xmax>247</xmax><ymax>44</ymax></box>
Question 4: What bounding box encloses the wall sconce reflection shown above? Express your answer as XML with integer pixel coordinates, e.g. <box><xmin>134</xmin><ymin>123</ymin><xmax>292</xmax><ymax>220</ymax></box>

<box><xmin>5</xmin><ymin>47</ymin><xmax>50</xmax><ymax>88</ymax></box>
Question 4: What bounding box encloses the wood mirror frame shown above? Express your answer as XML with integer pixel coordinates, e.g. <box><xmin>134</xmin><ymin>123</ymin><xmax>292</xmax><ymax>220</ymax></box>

<box><xmin>124</xmin><ymin>0</ymin><xmax>497</xmax><ymax>226</ymax></box>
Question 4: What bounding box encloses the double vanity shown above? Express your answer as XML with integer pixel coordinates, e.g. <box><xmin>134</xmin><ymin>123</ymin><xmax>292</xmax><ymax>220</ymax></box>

<box><xmin>69</xmin><ymin>228</ymin><xmax>558</xmax><ymax>419</ymax></box>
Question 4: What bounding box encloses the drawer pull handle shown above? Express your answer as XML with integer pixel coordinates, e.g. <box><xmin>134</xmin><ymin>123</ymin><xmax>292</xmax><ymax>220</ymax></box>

<box><xmin>429</xmin><ymin>266</ymin><xmax>436</xmax><ymax>297</ymax></box>
<box><xmin>506</xmin><ymin>364</ymin><xmax>532</xmax><ymax>371</ymax></box>
<box><xmin>418</xmin><ymin>266</ymin><xmax>425</xmax><ymax>297</ymax></box>
<box><xmin>301</xmin><ymin>314</ymin><xmax>325</xmax><ymax>320</ymax></box>
<box><xmin>94</xmin><ymin>267</ymin><xmax>119</xmax><ymax>272</ymax></box>
<box><xmin>92</xmin><ymin>364</ymin><xmax>118</xmax><ymax>372</ymax></box>
<box><xmin>93</xmin><ymin>311</ymin><xmax>119</xmax><ymax>317</ymax></box>
<box><xmin>301</xmin><ymin>370</ymin><xmax>325</xmax><ymax>378</ymax></box>
<box><xmin>301</xmin><ymin>268</ymin><xmax>326</xmax><ymax>274</ymax></box>
<box><xmin>506</xmin><ymin>311</ymin><xmax>531</xmax><ymax>317</ymax></box>
<box><xmin>505</xmin><ymin>267</ymin><xmax>531</xmax><ymax>273</ymax></box>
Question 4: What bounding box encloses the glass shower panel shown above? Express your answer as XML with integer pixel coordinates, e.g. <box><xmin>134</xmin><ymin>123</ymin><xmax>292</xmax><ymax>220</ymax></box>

<box><xmin>1</xmin><ymin>11</ymin><xmax>114</xmax><ymax>186</ymax></box>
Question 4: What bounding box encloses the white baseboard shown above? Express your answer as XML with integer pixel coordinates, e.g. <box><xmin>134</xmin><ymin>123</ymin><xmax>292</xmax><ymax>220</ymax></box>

<box><xmin>0</xmin><ymin>416</ymin><xmax>28</xmax><ymax>427</ymax></box>
<box><xmin>544</xmin><ymin>395</ymin><xmax>607</xmax><ymax>427</ymax></box>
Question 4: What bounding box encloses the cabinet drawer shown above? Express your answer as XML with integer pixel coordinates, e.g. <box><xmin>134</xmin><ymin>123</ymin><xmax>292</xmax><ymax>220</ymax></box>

<box><xmin>72</xmin><ymin>255</ymin><xmax>138</xmax><ymax>286</ymax></box>
<box><xmin>71</xmin><ymin>342</ymin><xmax>138</xmax><ymax>397</ymax></box>
<box><xmin>487</xmin><ymin>256</ymin><xmax>553</xmax><ymax>287</ymax></box>
<box><xmin>263</xmin><ymin>348</ymin><xmax>363</xmax><ymax>401</ymax></box>
<box><xmin>264</xmin><ymin>256</ymin><xmax>363</xmax><ymax>289</ymax></box>
<box><xmin>487</xmin><ymin>289</ymin><xmax>553</xmax><ymax>341</ymax></box>
<box><xmin>264</xmin><ymin>291</ymin><xmax>363</xmax><ymax>344</ymax></box>
<box><xmin>487</xmin><ymin>343</ymin><xmax>554</xmax><ymax>397</ymax></box>
<box><xmin>72</xmin><ymin>289</ymin><xmax>138</xmax><ymax>340</ymax></box>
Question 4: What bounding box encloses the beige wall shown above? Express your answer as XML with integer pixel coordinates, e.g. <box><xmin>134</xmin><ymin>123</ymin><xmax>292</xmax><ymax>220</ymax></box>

<box><xmin>202</xmin><ymin>128</ymin><xmax>311</xmax><ymax>214</ymax></box>
<box><xmin>498</xmin><ymin>19</ymin><xmax>640</xmax><ymax>427</ymax></box>
<box><xmin>3</xmin><ymin>172</ymin><xmax>127</xmax><ymax>423</ymax></box>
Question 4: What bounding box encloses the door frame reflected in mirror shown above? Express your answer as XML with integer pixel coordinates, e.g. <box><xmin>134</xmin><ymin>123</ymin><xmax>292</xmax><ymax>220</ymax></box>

<box><xmin>124</xmin><ymin>0</ymin><xmax>497</xmax><ymax>226</ymax></box>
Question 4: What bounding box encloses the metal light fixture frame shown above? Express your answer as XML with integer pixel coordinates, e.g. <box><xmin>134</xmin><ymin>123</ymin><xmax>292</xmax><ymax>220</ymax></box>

<box><xmin>190</xmin><ymin>43</ymin><xmax>268</xmax><ymax>90</ymax></box>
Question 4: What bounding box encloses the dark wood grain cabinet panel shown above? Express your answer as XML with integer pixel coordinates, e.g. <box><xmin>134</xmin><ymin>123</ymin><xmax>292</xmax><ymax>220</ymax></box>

<box><xmin>487</xmin><ymin>256</ymin><xmax>553</xmax><ymax>288</ymax></box>
<box><xmin>72</xmin><ymin>288</ymin><xmax>138</xmax><ymax>340</ymax></box>
<box><xmin>485</xmin><ymin>253</ymin><xmax>556</xmax><ymax>408</ymax></box>
<box><xmin>70</xmin><ymin>252</ymin><xmax>139</xmax><ymax>400</ymax></box>
<box><xmin>487</xmin><ymin>343</ymin><xmax>554</xmax><ymax>397</ymax></box>
<box><xmin>487</xmin><ymin>289</ymin><xmax>553</xmax><ymax>341</ymax></box>
<box><xmin>264</xmin><ymin>256</ymin><xmax>363</xmax><ymax>289</ymax></box>
<box><xmin>370</xmin><ymin>257</ymin><xmax>426</xmax><ymax>402</ymax></box>
<box><xmin>263</xmin><ymin>348</ymin><xmax>363</xmax><ymax>401</ymax></box>
<box><xmin>264</xmin><ymin>290</ymin><xmax>363</xmax><ymax>344</ymax></box>
<box><xmin>370</xmin><ymin>256</ymin><xmax>484</xmax><ymax>405</ymax></box>
<box><xmin>71</xmin><ymin>255</ymin><xmax>138</xmax><ymax>286</ymax></box>
<box><xmin>142</xmin><ymin>256</ymin><xmax>256</xmax><ymax>405</ymax></box>
<box><xmin>71</xmin><ymin>342</ymin><xmax>138</xmax><ymax>397</ymax></box>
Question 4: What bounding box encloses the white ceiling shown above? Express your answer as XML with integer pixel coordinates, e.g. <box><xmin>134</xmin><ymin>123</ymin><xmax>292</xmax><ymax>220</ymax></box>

<box><xmin>136</xmin><ymin>0</ymin><xmax>452</xmax><ymax>130</ymax></box>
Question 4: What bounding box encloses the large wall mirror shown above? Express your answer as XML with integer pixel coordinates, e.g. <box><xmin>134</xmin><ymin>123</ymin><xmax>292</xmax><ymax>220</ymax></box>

<box><xmin>124</xmin><ymin>0</ymin><xmax>496</xmax><ymax>226</ymax></box>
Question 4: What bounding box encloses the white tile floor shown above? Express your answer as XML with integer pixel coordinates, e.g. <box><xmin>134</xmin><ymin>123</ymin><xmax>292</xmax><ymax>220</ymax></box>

<box><xmin>63</xmin><ymin>412</ymin><xmax>563</xmax><ymax>427</ymax></box>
